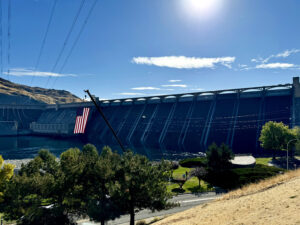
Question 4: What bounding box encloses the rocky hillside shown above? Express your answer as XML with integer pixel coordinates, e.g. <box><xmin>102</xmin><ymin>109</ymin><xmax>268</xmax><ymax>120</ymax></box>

<box><xmin>0</xmin><ymin>78</ymin><xmax>82</xmax><ymax>104</ymax></box>
<box><xmin>155</xmin><ymin>169</ymin><xmax>300</xmax><ymax>225</ymax></box>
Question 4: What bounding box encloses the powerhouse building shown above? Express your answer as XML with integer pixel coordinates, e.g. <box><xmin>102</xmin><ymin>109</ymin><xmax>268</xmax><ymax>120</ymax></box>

<box><xmin>1</xmin><ymin>77</ymin><xmax>300</xmax><ymax>158</ymax></box>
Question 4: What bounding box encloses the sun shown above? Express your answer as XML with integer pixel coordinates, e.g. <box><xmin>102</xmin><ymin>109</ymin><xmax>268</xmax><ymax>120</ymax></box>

<box><xmin>181</xmin><ymin>0</ymin><xmax>222</xmax><ymax>20</ymax></box>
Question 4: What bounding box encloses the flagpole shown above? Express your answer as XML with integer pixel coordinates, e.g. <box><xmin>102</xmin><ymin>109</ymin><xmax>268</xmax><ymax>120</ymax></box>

<box><xmin>84</xmin><ymin>90</ymin><xmax>126</xmax><ymax>152</ymax></box>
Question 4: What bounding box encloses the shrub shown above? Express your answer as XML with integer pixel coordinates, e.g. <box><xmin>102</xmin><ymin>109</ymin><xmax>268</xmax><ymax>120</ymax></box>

<box><xmin>136</xmin><ymin>220</ymin><xmax>147</xmax><ymax>225</ymax></box>
<box><xmin>171</xmin><ymin>161</ymin><xmax>179</xmax><ymax>170</ymax></box>
<box><xmin>206</xmin><ymin>143</ymin><xmax>234</xmax><ymax>172</ymax></box>
<box><xmin>204</xmin><ymin>164</ymin><xmax>284</xmax><ymax>190</ymax></box>
<box><xmin>179</xmin><ymin>157</ymin><xmax>206</xmax><ymax>168</ymax></box>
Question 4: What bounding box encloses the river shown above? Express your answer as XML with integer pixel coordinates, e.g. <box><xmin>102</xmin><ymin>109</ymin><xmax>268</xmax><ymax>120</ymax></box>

<box><xmin>0</xmin><ymin>136</ymin><xmax>86</xmax><ymax>159</ymax></box>
<box><xmin>0</xmin><ymin>136</ymin><xmax>203</xmax><ymax>160</ymax></box>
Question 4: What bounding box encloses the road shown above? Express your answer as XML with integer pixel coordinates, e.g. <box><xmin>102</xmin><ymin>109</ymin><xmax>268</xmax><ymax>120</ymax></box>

<box><xmin>78</xmin><ymin>192</ymin><xmax>220</xmax><ymax>225</ymax></box>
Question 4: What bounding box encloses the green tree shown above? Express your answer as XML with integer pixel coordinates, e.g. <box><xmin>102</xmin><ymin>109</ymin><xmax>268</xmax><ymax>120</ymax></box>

<box><xmin>206</xmin><ymin>143</ymin><xmax>234</xmax><ymax>172</ymax></box>
<box><xmin>87</xmin><ymin>146</ymin><xmax>122</xmax><ymax>225</ymax></box>
<box><xmin>259</xmin><ymin>121</ymin><xmax>297</xmax><ymax>159</ymax></box>
<box><xmin>1</xmin><ymin>150</ymin><xmax>69</xmax><ymax>224</ymax></box>
<box><xmin>2</xmin><ymin>149</ymin><xmax>79</xmax><ymax>224</ymax></box>
<box><xmin>190</xmin><ymin>167</ymin><xmax>207</xmax><ymax>187</ymax></box>
<box><xmin>117</xmin><ymin>151</ymin><xmax>172</xmax><ymax>225</ymax></box>
<box><xmin>0</xmin><ymin>155</ymin><xmax>15</xmax><ymax>203</ymax></box>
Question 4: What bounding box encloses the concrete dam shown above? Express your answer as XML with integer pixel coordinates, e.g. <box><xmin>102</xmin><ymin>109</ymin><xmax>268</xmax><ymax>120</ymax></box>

<box><xmin>1</xmin><ymin>77</ymin><xmax>300</xmax><ymax>158</ymax></box>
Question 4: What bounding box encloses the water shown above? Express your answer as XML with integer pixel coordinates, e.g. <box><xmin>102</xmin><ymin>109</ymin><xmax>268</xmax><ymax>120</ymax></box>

<box><xmin>0</xmin><ymin>136</ymin><xmax>86</xmax><ymax>159</ymax></box>
<box><xmin>0</xmin><ymin>136</ymin><xmax>205</xmax><ymax>160</ymax></box>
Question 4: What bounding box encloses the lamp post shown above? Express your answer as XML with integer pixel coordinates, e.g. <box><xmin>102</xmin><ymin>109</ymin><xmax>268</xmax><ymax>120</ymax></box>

<box><xmin>286</xmin><ymin>138</ymin><xmax>298</xmax><ymax>170</ymax></box>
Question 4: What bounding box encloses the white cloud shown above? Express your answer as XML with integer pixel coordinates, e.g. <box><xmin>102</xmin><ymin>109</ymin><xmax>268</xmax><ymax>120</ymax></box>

<box><xmin>168</xmin><ymin>79</ymin><xmax>182</xmax><ymax>83</ymax></box>
<box><xmin>161</xmin><ymin>84</ymin><xmax>187</xmax><ymax>88</ymax></box>
<box><xmin>237</xmin><ymin>64</ymin><xmax>251</xmax><ymax>71</ymax></box>
<box><xmin>274</xmin><ymin>49</ymin><xmax>300</xmax><ymax>58</ymax></box>
<box><xmin>132</xmin><ymin>56</ymin><xmax>235</xmax><ymax>69</ymax></box>
<box><xmin>256</xmin><ymin>63</ymin><xmax>296</xmax><ymax>69</ymax></box>
<box><xmin>131</xmin><ymin>87</ymin><xmax>160</xmax><ymax>90</ymax></box>
<box><xmin>252</xmin><ymin>49</ymin><xmax>300</xmax><ymax>63</ymax></box>
<box><xmin>4</xmin><ymin>68</ymin><xmax>76</xmax><ymax>77</ymax></box>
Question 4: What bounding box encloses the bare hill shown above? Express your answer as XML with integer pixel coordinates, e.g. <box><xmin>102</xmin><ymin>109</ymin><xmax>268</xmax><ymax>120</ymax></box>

<box><xmin>155</xmin><ymin>169</ymin><xmax>300</xmax><ymax>225</ymax></box>
<box><xmin>0</xmin><ymin>78</ymin><xmax>82</xmax><ymax>104</ymax></box>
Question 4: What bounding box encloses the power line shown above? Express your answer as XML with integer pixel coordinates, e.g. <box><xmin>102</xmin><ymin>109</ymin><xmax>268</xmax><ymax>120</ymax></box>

<box><xmin>6</xmin><ymin>0</ymin><xmax>11</xmax><ymax>81</ymax></box>
<box><xmin>50</xmin><ymin>0</ymin><xmax>98</xmax><ymax>89</ymax></box>
<box><xmin>45</xmin><ymin>0</ymin><xmax>88</xmax><ymax>88</ymax></box>
<box><xmin>30</xmin><ymin>0</ymin><xmax>58</xmax><ymax>86</ymax></box>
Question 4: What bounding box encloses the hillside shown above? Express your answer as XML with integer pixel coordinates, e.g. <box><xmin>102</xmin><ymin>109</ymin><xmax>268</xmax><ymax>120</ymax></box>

<box><xmin>0</xmin><ymin>78</ymin><xmax>82</xmax><ymax>104</ymax></box>
<box><xmin>155</xmin><ymin>169</ymin><xmax>300</xmax><ymax>225</ymax></box>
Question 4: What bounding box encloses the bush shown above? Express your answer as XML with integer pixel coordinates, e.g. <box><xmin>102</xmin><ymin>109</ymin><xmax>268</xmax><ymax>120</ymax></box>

<box><xmin>179</xmin><ymin>158</ymin><xmax>206</xmax><ymax>168</ymax></box>
<box><xmin>206</xmin><ymin>143</ymin><xmax>234</xmax><ymax>172</ymax></box>
<box><xmin>171</xmin><ymin>161</ymin><xmax>179</xmax><ymax>170</ymax></box>
<box><xmin>136</xmin><ymin>220</ymin><xmax>147</xmax><ymax>225</ymax></box>
<box><xmin>204</xmin><ymin>164</ymin><xmax>284</xmax><ymax>190</ymax></box>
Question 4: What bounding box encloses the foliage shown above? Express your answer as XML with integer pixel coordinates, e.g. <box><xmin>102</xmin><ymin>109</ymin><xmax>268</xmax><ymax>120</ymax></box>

<box><xmin>116</xmin><ymin>151</ymin><xmax>172</xmax><ymax>225</ymax></box>
<box><xmin>1</xmin><ymin>150</ymin><xmax>73</xmax><ymax>224</ymax></box>
<box><xmin>1</xmin><ymin>146</ymin><xmax>172</xmax><ymax>225</ymax></box>
<box><xmin>190</xmin><ymin>167</ymin><xmax>208</xmax><ymax>187</ymax></box>
<box><xmin>204</xmin><ymin>164</ymin><xmax>284</xmax><ymax>190</ymax></box>
<box><xmin>86</xmin><ymin>146</ymin><xmax>122</xmax><ymax>225</ymax></box>
<box><xmin>170</xmin><ymin>161</ymin><xmax>179</xmax><ymax>170</ymax></box>
<box><xmin>179</xmin><ymin>157</ymin><xmax>206</xmax><ymax>168</ymax></box>
<box><xmin>259</xmin><ymin>121</ymin><xmax>297</xmax><ymax>158</ymax></box>
<box><xmin>136</xmin><ymin>220</ymin><xmax>147</xmax><ymax>225</ymax></box>
<box><xmin>0</xmin><ymin>155</ymin><xmax>15</xmax><ymax>204</ymax></box>
<box><xmin>206</xmin><ymin>143</ymin><xmax>234</xmax><ymax>172</ymax></box>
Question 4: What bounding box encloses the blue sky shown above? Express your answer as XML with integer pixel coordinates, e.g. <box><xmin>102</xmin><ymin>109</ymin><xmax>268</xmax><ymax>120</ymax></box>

<box><xmin>1</xmin><ymin>0</ymin><xmax>300</xmax><ymax>100</ymax></box>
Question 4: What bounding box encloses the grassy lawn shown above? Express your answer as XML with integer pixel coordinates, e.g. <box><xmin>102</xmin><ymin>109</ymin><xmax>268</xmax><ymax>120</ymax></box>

<box><xmin>255</xmin><ymin>157</ymin><xmax>272</xmax><ymax>166</ymax></box>
<box><xmin>168</xmin><ymin>166</ymin><xmax>213</xmax><ymax>194</ymax></box>
<box><xmin>0</xmin><ymin>213</ymin><xmax>14</xmax><ymax>224</ymax></box>
<box><xmin>172</xmin><ymin>166</ymin><xmax>191</xmax><ymax>179</ymax></box>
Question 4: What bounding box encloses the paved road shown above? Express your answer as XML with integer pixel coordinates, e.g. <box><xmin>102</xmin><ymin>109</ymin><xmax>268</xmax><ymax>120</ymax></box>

<box><xmin>78</xmin><ymin>192</ymin><xmax>220</xmax><ymax>225</ymax></box>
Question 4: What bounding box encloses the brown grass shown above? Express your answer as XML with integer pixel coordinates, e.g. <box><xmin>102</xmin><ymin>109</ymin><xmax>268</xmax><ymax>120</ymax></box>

<box><xmin>0</xmin><ymin>78</ymin><xmax>82</xmax><ymax>104</ymax></box>
<box><xmin>154</xmin><ymin>169</ymin><xmax>300</xmax><ymax>225</ymax></box>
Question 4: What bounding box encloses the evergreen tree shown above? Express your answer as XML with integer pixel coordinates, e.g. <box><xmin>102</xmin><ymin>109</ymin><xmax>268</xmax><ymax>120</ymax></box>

<box><xmin>116</xmin><ymin>151</ymin><xmax>172</xmax><ymax>225</ymax></box>
<box><xmin>206</xmin><ymin>143</ymin><xmax>234</xmax><ymax>172</ymax></box>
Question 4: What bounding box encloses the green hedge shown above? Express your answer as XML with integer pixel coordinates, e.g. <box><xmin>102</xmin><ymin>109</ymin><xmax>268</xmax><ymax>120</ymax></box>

<box><xmin>179</xmin><ymin>157</ymin><xmax>207</xmax><ymax>168</ymax></box>
<box><xmin>204</xmin><ymin>164</ymin><xmax>284</xmax><ymax>190</ymax></box>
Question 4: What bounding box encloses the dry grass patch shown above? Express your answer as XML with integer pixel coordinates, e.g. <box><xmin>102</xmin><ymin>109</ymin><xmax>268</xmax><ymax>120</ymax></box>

<box><xmin>221</xmin><ymin>169</ymin><xmax>300</xmax><ymax>200</ymax></box>
<box><xmin>154</xmin><ymin>169</ymin><xmax>300</xmax><ymax>225</ymax></box>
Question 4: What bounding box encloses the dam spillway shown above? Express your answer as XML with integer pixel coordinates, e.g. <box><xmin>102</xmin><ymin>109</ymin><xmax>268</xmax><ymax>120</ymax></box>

<box><xmin>1</xmin><ymin>77</ymin><xmax>300</xmax><ymax>158</ymax></box>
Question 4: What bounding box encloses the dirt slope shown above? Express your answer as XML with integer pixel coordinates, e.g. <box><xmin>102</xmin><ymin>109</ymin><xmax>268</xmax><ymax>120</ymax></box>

<box><xmin>155</xmin><ymin>169</ymin><xmax>300</xmax><ymax>225</ymax></box>
<box><xmin>0</xmin><ymin>78</ymin><xmax>82</xmax><ymax>104</ymax></box>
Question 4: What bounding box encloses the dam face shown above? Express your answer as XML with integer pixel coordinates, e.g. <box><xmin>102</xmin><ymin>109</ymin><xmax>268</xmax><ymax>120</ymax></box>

<box><xmin>1</xmin><ymin>77</ymin><xmax>299</xmax><ymax>158</ymax></box>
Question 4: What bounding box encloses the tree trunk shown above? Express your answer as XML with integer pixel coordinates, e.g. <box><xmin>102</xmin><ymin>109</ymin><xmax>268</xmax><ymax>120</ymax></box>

<box><xmin>198</xmin><ymin>178</ymin><xmax>201</xmax><ymax>187</ymax></box>
<box><xmin>130</xmin><ymin>206</ymin><xmax>135</xmax><ymax>225</ymax></box>
<box><xmin>101</xmin><ymin>219</ymin><xmax>105</xmax><ymax>225</ymax></box>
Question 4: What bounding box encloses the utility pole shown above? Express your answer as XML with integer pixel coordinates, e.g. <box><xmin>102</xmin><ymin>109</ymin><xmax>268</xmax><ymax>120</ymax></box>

<box><xmin>84</xmin><ymin>90</ymin><xmax>126</xmax><ymax>152</ymax></box>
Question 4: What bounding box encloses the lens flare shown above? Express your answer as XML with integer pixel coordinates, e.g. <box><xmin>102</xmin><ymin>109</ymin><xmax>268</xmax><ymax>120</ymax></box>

<box><xmin>181</xmin><ymin>0</ymin><xmax>222</xmax><ymax>20</ymax></box>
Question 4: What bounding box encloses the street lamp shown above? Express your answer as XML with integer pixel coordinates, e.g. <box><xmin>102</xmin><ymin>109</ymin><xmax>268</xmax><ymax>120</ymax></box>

<box><xmin>286</xmin><ymin>138</ymin><xmax>298</xmax><ymax>170</ymax></box>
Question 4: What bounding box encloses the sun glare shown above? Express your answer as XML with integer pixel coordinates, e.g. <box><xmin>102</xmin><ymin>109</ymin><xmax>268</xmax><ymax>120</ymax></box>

<box><xmin>181</xmin><ymin>0</ymin><xmax>222</xmax><ymax>20</ymax></box>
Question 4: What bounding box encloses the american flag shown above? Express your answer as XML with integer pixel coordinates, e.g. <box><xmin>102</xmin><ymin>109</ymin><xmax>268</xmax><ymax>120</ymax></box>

<box><xmin>74</xmin><ymin>108</ymin><xmax>90</xmax><ymax>134</ymax></box>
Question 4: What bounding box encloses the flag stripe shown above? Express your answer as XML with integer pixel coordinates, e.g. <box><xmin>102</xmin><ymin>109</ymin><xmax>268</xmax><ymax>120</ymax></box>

<box><xmin>82</xmin><ymin>108</ymin><xmax>89</xmax><ymax>133</ymax></box>
<box><xmin>74</xmin><ymin>117</ymin><xmax>79</xmax><ymax>134</ymax></box>
<box><xmin>74</xmin><ymin>107</ymin><xmax>90</xmax><ymax>134</ymax></box>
